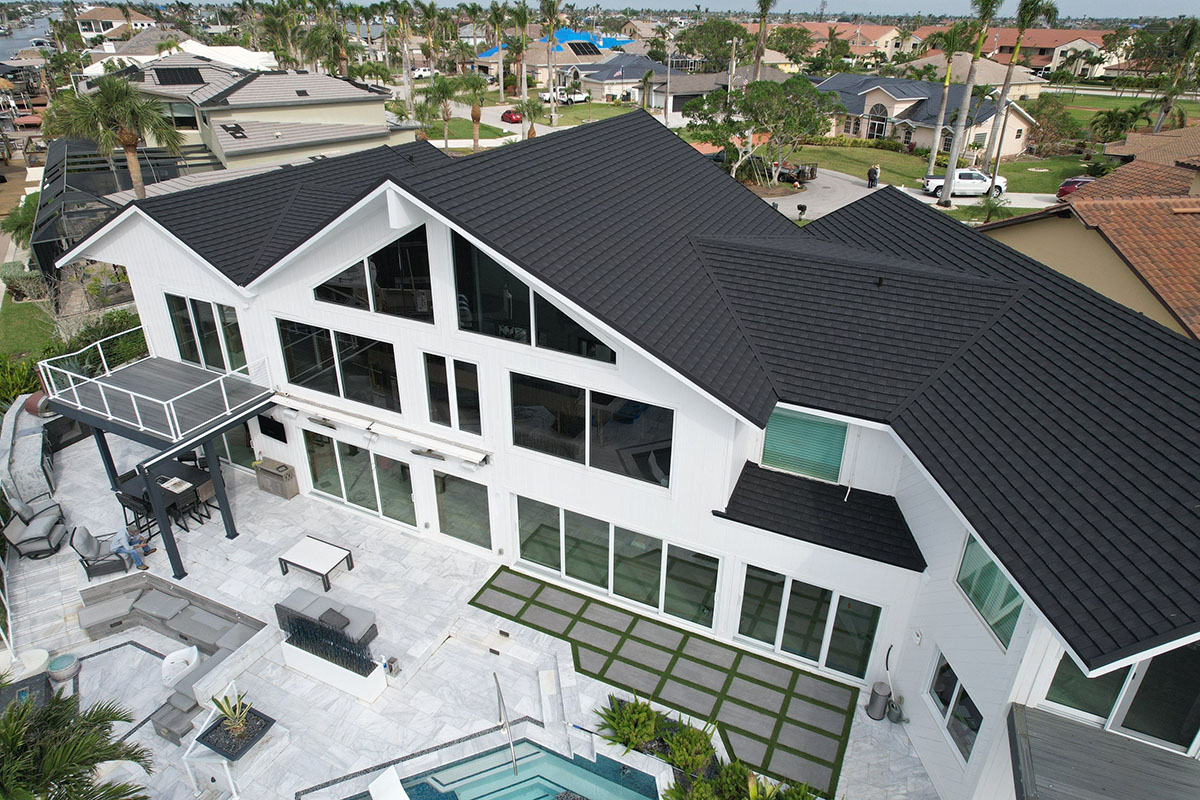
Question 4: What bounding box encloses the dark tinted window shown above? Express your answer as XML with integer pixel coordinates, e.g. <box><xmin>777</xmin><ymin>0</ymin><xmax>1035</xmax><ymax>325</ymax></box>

<box><xmin>589</xmin><ymin>392</ymin><xmax>672</xmax><ymax>485</ymax></box>
<box><xmin>370</xmin><ymin>226</ymin><xmax>434</xmax><ymax>322</ymax></box>
<box><xmin>315</xmin><ymin>263</ymin><xmax>369</xmax><ymax>310</ymax></box>
<box><xmin>166</xmin><ymin>293</ymin><xmax>199</xmax><ymax>364</ymax></box>
<box><xmin>425</xmin><ymin>353</ymin><xmax>451</xmax><ymax>426</ymax></box>
<box><xmin>455</xmin><ymin>360</ymin><xmax>482</xmax><ymax>435</ymax></box>
<box><xmin>453</xmin><ymin>232</ymin><xmax>531</xmax><ymax>342</ymax></box>
<box><xmin>511</xmin><ymin>373</ymin><xmax>584</xmax><ymax>462</ymax></box>
<box><xmin>190</xmin><ymin>298</ymin><xmax>225</xmax><ymax>371</ymax></box>
<box><xmin>534</xmin><ymin>293</ymin><xmax>616</xmax><ymax>363</ymax></box>
<box><xmin>335</xmin><ymin>332</ymin><xmax>400</xmax><ymax>413</ymax></box>
<box><xmin>277</xmin><ymin>320</ymin><xmax>338</xmax><ymax>395</ymax></box>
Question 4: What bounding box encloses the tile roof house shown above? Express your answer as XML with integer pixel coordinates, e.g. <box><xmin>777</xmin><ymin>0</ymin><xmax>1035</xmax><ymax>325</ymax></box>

<box><xmin>75</xmin><ymin>6</ymin><xmax>156</xmax><ymax>41</ymax></box>
<box><xmin>911</xmin><ymin>25</ymin><xmax>1116</xmax><ymax>75</ymax></box>
<box><xmin>980</xmin><ymin>157</ymin><xmax>1200</xmax><ymax>337</ymax></box>
<box><xmin>48</xmin><ymin>111</ymin><xmax>1200</xmax><ymax>800</ymax></box>
<box><xmin>1106</xmin><ymin>125</ymin><xmax>1200</xmax><ymax>166</ymax></box>
<box><xmin>903</xmin><ymin>53</ymin><xmax>1046</xmax><ymax>100</ymax></box>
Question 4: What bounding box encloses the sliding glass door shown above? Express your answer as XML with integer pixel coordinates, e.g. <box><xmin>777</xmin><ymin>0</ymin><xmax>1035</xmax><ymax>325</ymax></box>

<box><xmin>164</xmin><ymin>293</ymin><xmax>246</xmax><ymax>373</ymax></box>
<box><xmin>1109</xmin><ymin>642</ymin><xmax>1200</xmax><ymax>751</ymax></box>
<box><xmin>302</xmin><ymin>428</ymin><xmax>418</xmax><ymax>531</ymax></box>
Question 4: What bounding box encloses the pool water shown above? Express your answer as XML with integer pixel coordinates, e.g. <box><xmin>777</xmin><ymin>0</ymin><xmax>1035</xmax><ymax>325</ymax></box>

<box><xmin>400</xmin><ymin>740</ymin><xmax>658</xmax><ymax>800</ymax></box>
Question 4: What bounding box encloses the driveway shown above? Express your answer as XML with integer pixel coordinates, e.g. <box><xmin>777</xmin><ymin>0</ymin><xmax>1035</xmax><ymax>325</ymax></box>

<box><xmin>899</xmin><ymin>187</ymin><xmax>1059</xmax><ymax>208</ymax></box>
<box><xmin>768</xmin><ymin>169</ymin><xmax>880</xmax><ymax>221</ymax></box>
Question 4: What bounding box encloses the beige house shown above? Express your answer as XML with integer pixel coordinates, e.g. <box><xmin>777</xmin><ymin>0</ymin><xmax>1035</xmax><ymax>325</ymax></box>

<box><xmin>903</xmin><ymin>53</ymin><xmax>1045</xmax><ymax>101</ymax></box>
<box><xmin>620</xmin><ymin>20</ymin><xmax>659</xmax><ymax>40</ymax></box>
<box><xmin>76</xmin><ymin>6</ymin><xmax>156</xmax><ymax>42</ymax></box>
<box><xmin>980</xmin><ymin>159</ymin><xmax>1200</xmax><ymax>338</ymax></box>
<box><xmin>911</xmin><ymin>26</ymin><xmax>1117</xmax><ymax>76</ymax></box>
<box><xmin>817</xmin><ymin>73</ymin><xmax>1035</xmax><ymax>160</ymax></box>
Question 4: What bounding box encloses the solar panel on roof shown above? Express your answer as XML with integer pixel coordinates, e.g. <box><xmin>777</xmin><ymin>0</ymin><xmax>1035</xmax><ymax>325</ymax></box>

<box><xmin>154</xmin><ymin>67</ymin><xmax>204</xmax><ymax>85</ymax></box>
<box><xmin>566</xmin><ymin>41</ymin><xmax>601</xmax><ymax>56</ymax></box>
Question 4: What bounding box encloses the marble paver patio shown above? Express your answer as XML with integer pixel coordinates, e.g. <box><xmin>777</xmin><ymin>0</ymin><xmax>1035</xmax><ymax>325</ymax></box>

<box><xmin>5</xmin><ymin>435</ymin><xmax>937</xmax><ymax>800</ymax></box>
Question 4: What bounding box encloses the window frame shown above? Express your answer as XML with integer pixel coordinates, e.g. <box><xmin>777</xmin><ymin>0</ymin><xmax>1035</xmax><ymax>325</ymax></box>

<box><xmin>732</xmin><ymin>561</ymin><xmax>884</xmax><ymax>681</ymax></box>
<box><xmin>164</xmin><ymin>292</ymin><xmax>245</xmax><ymax>374</ymax></box>
<box><xmin>954</xmin><ymin>534</ymin><xmax>1024</xmax><ymax>651</ymax></box>
<box><xmin>423</xmin><ymin>351</ymin><xmax>483</xmax><ymax>436</ymax></box>
<box><xmin>760</xmin><ymin>407</ymin><xmax>848</xmax><ymax>485</ymax></box>
<box><xmin>926</xmin><ymin>651</ymin><xmax>983</xmax><ymax>764</ymax></box>
<box><xmin>310</xmin><ymin>224</ymin><xmax>434</xmax><ymax>324</ymax></box>
<box><xmin>276</xmin><ymin>316</ymin><xmax>402</xmax><ymax>416</ymax></box>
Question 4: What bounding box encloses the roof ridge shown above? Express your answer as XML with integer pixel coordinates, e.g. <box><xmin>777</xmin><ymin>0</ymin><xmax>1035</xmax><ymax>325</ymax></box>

<box><xmin>246</xmin><ymin>182</ymin><xmax>306</xmax><ymax>275</ymax></box>
<box><xmin>198</xmin><ymin>71</ymin><xmax>258</xmax><ymax>106</ymax></box>
<box><xmin>688</xmin><ymin>235</ymin><xmax>783</xmax><ymax>401</ymax></box>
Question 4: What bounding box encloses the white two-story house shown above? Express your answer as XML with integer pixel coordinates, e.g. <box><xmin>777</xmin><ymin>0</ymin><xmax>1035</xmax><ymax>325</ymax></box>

<box><xmin>43</xmin><ymin>111</ymin><xmax>1200</xmax><ymax>800</ymax></box>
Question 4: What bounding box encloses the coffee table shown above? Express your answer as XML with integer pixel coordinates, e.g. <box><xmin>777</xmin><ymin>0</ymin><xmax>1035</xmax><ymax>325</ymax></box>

<box><xmin>278</xmin><ymin>536</ymin><xmax>353</xmax><ymax>592</ymax></box>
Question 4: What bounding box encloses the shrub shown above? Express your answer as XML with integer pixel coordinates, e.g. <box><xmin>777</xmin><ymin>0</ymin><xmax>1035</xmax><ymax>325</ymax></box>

<box><xmin>665</xmin><ymin>778</ymin><xmax>719</xmax><ymax>800</ymax></box>
<box><xmin>0</xmin><ymin>358</ymin><xmax>40</xmax><ymax>406</ymax></box>
<box><xmin>596</xmin><ymin>695</ymin><xmax>659</xmax><ymax>754</ymax></box>
<box><xmin>713</xmin><ymin>761</ymin><xmax>752</xmax><ymax>800</ymax></box>
<box><xmin>665</xmin><ymin>718</ymin><xmax>717</xmax><ymax>777</ymax></box>
<box><xmin>798</xmin><ymin>135</ymin><xmax>906</xmax><ymax>152</ymax></box>
<box><xmin>0</xmin><ymin>261</ymin><xmax>48</xmax><ymax>302</ymax></box>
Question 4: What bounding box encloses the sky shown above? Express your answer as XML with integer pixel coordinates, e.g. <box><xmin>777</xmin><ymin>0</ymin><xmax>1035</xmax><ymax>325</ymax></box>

<box><xmin>590</xmin><ymin>1</ymin><xmax>1193</xmax><ymax>19</ymax></box>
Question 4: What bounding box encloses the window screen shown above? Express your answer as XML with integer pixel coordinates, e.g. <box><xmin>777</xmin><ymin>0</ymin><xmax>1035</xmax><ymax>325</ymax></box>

<box><xmin>762</xmin><ymin>409</ymin><xmax>846</xmax><ymax>483</ymax></box>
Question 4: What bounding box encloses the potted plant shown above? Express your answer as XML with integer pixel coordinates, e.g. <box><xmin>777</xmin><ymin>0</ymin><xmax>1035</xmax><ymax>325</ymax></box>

<box><xmin>196</xmin><ymin>691</ymin><xmax>275</xmax><ymax>761</ymax></box>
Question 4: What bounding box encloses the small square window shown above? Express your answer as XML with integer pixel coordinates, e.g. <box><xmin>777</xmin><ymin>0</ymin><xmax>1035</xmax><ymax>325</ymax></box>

<box><xmin>929</xmin><ymin>652</ymin><xmax>983</xmax><ymax>761</ymax></box>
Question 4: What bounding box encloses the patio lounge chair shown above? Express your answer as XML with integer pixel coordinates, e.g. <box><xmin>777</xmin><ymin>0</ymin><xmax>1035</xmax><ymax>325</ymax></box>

<box><xmin>1</xmin><ymin>492</ymin><xmax>68</xmax><ymax>559</ymax></box>
<box><xmin>70</xmin><ymin>526</ymin><xmax>131</xmax><ymax>581</ymax></box>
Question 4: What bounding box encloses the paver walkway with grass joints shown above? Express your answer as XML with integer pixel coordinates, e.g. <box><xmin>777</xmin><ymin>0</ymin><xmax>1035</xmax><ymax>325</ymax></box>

<box><xmin>472</xmin><ymin>567</ymin><xmax>858</xmax><ymax>798</ymax></box>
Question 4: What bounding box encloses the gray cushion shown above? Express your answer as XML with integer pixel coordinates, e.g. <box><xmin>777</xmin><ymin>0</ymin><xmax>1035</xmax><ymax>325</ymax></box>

<box><xmin>134</xmin><ymin>590</ymin><xmax>189</xmax><ymax>621</ymax></box>
<box><xmin>318</xmin><ymin>608</ymin><xmax>349</xmax><ymax>630</ymax></box>
<box><xmin>340</xmin><ymin>606</ymin><xmax>375</xmax><ymax>642</ymax></box>
<box><xmin>168</xmin><ymin>690</ymin><xmax>198</xmax><ymax>712</ymax></box>
<box><xmin>72</xmin><ymin>526</ymin><xmax>102</xmax><ymax>558</ymax></box>
<box><xmin>215</xmin><ymin>623</ymin><xmax>257</xmax><ymax>651</ymax></box>
<box><xmin>16</xmin><ymin>513</ymin><xmax>57</xmax><ymax>544</ymax></box>
<box><xmin>300</xmin><ymin>597</ymin><xmax>340</xmax><ymax>619</ymax></box>
<box><xmin>279</xmin><ymin>587</ymin><xmax>321</xmax><ymax>612</ymax></box>
<box><xmin>6</xmin><ymin>496</ymin><xmax>33</xmax><ymax>522</ymax></box>
<box><xmin>78</xmin><ymin>592</ymin><xmax>142</xmax><ymax>629</ymax></box>
<box><xmin>168</xmin><ymin>607</ymin><xmax>233</xmax><ymax>650</ymax></box>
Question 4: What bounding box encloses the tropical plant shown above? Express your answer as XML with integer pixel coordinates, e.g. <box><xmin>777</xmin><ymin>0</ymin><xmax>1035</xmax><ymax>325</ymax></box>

<box><xmin>980</xmin><ymin>0</ymin><xmax>1057</xmax><ymax>174</ymax></box>
<box><xmin>639</xmin><ymin>69</ymin><xmax>655</xmax><ymax>109</ymax></box>
<box><xmin>513</xmin><ymin>95</ymin><xmax>542</xmax><ymax>138</ymax></box>
<box><xmin>1</xmin><ymin>191</ymin><xmax>39</xmax><ymax>248</ymax></box>
<box><xmin>487</xmin><ymin>0</ymin><xmax>507</xmax><ymax>102</ymax></box>
<box><xmin>42</xmin><ymin>76</ymin><xmax>182</xmax><ymax>200</ymax></box>
<box><xmin>303</xmin><ymin>21</ymin><xmax>356</xmax><ymax>74</ymax></box>
<box><xmin>540</xmin><ymin>0</ymin><xmax>562</xmax><ymax>124</ymax></box>
<box><xmin>750</xmin><ymin>0</ymin><xmax>776</xmax><ymax>82</ymax></box>
<box><xmin>967</xmin><ymin>194</ymin><xmax>1014</xmax><ymax>224</ymax></box>
<box><xmin>0</xmin><ymin>680</ymin><xmax>153</xmax><ymax>800</ymax></box>
<box><xmin>938</xmin><ymin>0</ymin><xmax>1002</xmax><ymax>207</ymax></box>
<box><xmin>457</xmin><ymin>72</ymin><xmax>490</xmax><ymax>151</ymax></box>
<box><xmin>664</xmin><ymin>718</ymin><xmax>717</xmax><ymax>777</ymax></box>
<box><xmin>509</xmin><ymin>0</ymin><xmax>531</xmax><ymax>99</ymax></box>
<box><xmin>1088</xmin><ymin>107</ymin><xmax>1134</xmax><ymax>142</ymax></box>
<box><xmin>713</xmin><ymin>760</ymin><xmax>752</xmax><ymax>800</ymax></box>
<box><xmin>212</xmin><ymin>691</ymin><xmax>252</xmax><ymax>737</ymax></box>
<box><xmin>421</xmin><ymin>73</ymin><xmax>458</xmax><ymax>147</ymax></box>
<box><xmin>1152</xmin><ymin>18</ymin><xmax>1200</xmax><ymax>133</ymax></box>
<box><xmin>595</xmin><ymin>694</ymin><xmax>659</xmax><ymax>754</ymax></box>
<box><xmin>746</xmin><ymin>771</ymin><xmax>778</xmax><ymax>800</ymax></box>
<box><xmin>917</xmin><ymin>21</ymin><xmax>974</xmax><ymax>177</ymax></box>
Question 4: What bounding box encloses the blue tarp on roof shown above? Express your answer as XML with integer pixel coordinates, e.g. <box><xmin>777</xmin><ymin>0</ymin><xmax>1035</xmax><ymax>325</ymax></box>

<box><xmin>477</xmin><ymin>28</ymin><xmax>632</xmax><ymax>58</ymax></box>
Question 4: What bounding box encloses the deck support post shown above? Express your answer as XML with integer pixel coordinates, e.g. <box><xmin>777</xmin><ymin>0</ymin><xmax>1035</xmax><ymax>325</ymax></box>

<box><xmin>93</xmin><ymin>428</ymin><xmax>119</xmax><ymax>492</ymax></box>
<box><xmin>141</xmin><ymin>465</ymin><xmax>187</xmax><ymax>579</ymax></box>
<box><xmin>203</xmin><ymin>439</ymin><xmax>238</xmax><ymax>540</ymax></box>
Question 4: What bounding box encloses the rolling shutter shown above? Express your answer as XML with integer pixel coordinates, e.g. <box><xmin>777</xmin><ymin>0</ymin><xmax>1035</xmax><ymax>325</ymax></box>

<box><xmin>762</xmin><ymin>409</ymin><xmax>847</xmax><ymax>483</ymax></box>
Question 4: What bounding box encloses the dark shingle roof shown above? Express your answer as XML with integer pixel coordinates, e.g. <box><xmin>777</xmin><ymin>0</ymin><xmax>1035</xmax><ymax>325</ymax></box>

<box><xmin>802</xmin><ymin>187</ymin><xmax>1200</xmax><ymax>670</ymax></box>
<box><xmin>717</xmin><ymin>462</ymin><xmax>926</xmax><ymax>571</ymax></box>
<box><xmin>817</xmin><ymin>72</ymin><xmax>1002</xmax><ymax>127</ymax></box>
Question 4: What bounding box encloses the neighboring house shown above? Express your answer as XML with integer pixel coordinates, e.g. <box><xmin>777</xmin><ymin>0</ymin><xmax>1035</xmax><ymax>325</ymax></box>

<box><xmin>82</xmin><ymin>35</ymin><xmax>278</xmax><ymax>76</ymax></box>
<box><xmin>458</xmin><ymin>24</ymin><xmax>489</xmax><ymax>46</ymax></box>
<box><xmin>912</xmin><ymin>26</ymin><xmax>1116</xmax><ymax>76</ymax></box>
<box><xmin>564</xmin><ymin>53</ymin><xmax>682</xmax><ymax>103</ymax></box>
<box><xmin>817</xmin><ymin>73</ymin><xmax>1035</xmax><ymax>159</ymax></box>
<box><xmin>902</xmin><ymin>53</ymin><xmax>1045</xmax><ymax>101</ymax></box>
<box><xmin>88</xmin><ymin>54</ymin><xmax>416</xmax><ymax>168</ymax></box>
<box><xmin>1105</xmin><ymin>125</ymin><xmax>1200</xmax><ymax>166</ymax></box>
<box><xmin>476</xmin><ymin>29</ymin><xmax>631</xmax><ymax>85</ymax></box>
<box><xmin>75</xmin><ymin>6</ymin><xmax>156</xmax><ymax>42</ymax></box>
<box><xmin>647</xmin><ymin>64</ymin><xmax>789</xmax><ymax>114</ymax></box>
<box><xmin>745</xmin><ymin>22</ymin><xmax>911</xmax><ymax>60</ymax></box>
<box><xmin>620</xmin><ymin>19</ymin><xmax>658</xmax><ymax>40</ymax></box>
<box><xmin>49</xmin><ymin>111</ymin><xmax>1200</xmax><ymax>800</ymax></box>
<box><xmin>979</xmin><ymin>157</ymin><xmax>1200</xmax><ymax>338</ymax></box>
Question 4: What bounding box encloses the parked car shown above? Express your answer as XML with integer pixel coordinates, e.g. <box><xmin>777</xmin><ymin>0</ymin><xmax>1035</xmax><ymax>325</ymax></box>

<box><xmin>537</xmin><ymin>86</ymin><xmax>589</xmax><ymax>105</ymax></box>
<box><xmin>412</xmin><ymin>66</ymin><xmax>439</xmax><ymax>79</ymax></box>
<box><xmin>1056</xmin><ymin>175</ymin><xmax>1095</xmax><ymax>201</ymax></box>
<box><xmin>923</xmin><ymin>169</ymin><xmax>1007</xmax><ymax>198</ymax></box>
<box><xmin>500</xmin><ymin>109</ymin><xmax>523</xmax><ymax>124</ymax></box>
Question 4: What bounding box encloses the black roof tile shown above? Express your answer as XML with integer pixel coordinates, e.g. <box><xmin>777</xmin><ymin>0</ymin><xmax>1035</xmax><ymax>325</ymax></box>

<box><xmin>716</xmin><ymin>462</ymin><xmax>926</xmax><ymax>572</ymax></box>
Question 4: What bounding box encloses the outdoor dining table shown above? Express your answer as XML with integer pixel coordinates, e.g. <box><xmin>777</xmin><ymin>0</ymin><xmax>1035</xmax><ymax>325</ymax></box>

<box><xmin>118</xmin><ymin>460</ymin><xmax>210</xmax><ymax>513</ymax></box>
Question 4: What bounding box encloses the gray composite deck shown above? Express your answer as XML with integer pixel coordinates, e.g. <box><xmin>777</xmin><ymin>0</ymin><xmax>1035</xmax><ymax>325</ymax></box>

<box><xmin>1009</xmin><ymin>704</ymin><xmax>1200</xmax><ymax>800</ymax></box>
<box><xmin>51</xmin><ymin>358</ymin><xmax>270</xmax><ymax>441</ymax></box>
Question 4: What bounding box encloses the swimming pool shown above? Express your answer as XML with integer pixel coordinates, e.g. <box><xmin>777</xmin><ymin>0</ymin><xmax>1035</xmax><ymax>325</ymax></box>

<box><xmin>394</xmin><ymin>740</ymin><xmax>659</xmax><ymax>800</ymax></box>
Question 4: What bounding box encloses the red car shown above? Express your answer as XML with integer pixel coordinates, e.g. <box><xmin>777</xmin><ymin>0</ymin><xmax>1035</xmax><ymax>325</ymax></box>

<box><xmin>500</xmin><ymin>109</ymin><xmax>523</xmax><ymax>124</ymax></box>
<box><xmin>1056</xmin><ymin>176</ymin><xmax>1095</xmax><ymax>201</ymax></box>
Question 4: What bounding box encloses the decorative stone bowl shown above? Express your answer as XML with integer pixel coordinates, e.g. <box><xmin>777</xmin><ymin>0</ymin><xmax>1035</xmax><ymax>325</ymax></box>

<box><xmin>47</xmin><ymin>653</ymin><xmax>81</xmax><ymax>682</ymax></box>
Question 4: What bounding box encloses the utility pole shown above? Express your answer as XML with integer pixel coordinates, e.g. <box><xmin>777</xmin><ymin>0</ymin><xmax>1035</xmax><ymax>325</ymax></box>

<box><xmin>663</xmin><ymin>42</ymin><xmax>672</xmax><ymax>126</ymax></box>
<box><xmin>727</xmin><ymin>37</ymin><xmax>737</xmax><ymax>105</ymax></box>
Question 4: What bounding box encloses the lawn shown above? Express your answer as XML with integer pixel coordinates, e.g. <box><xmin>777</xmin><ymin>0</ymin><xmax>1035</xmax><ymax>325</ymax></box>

<box><xmin>424</xmin><ymin>117</ymin><xmax>510</xmax><ymax>140</ymax></box>
<box><xmin>936</xmin><ymin>205</ymin><xmax>1041</xmax><ymax>223</ymax></box>
<box><xmin>0</xmin><ymin>297</ymin><xmax>53</xmax><ymax>361</ymax></box>
<box><xmin>1047</xmin><ymin>91</ymin><xmax>1200</xmax><ymax>134</ymax></box>
<box><xmin>533</xmin><ymin>102</ymin><xmax>636</xmax><ymax>126</ymax></box>
<box><xmin>999</xmin><ymin>155</ymin><xmax>1106</xmax><ymax>193</ymax></box>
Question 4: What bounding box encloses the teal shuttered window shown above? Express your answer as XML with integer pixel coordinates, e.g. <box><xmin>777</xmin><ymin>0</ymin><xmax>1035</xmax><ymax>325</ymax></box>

<box><xmin>762</xmin><ymin>409</ymin><xmax>847</xmax><ymax>483</ymax></box>
<box><xmin>956</xmin><ymin>536</ymin><xmax>1024</xmax><ymax>648</ymax></box>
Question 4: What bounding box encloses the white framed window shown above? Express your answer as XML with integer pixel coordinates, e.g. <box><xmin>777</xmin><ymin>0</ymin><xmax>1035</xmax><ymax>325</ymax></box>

<box><xmin>956</xmin><ymin>535</ymin><xmax>1023</xmax><ymax>649</ymax></box>
<box><xmin>424</xmin><ymin>353</ymin><xmax>482</xmax><ymax>435</ymax></box>
<box><xmin>928</xmin><ymin>653</ymin><xmax>984</xmax><ymax>761</ymax></box>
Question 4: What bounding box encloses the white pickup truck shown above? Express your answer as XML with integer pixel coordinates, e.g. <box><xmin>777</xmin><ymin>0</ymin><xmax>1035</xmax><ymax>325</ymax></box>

<box><xmin>538</xmin><ymin>86</ymin><xmax>589</xmax><ymax>105</ymax></box>
<box><xmin>923</xmin><ymin>168</ymin><xmax>1007</xmax><ymax>198</ymax></box>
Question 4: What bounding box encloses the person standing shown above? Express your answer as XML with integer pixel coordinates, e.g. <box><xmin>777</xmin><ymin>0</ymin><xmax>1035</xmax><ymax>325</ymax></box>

<box><xmin>867</xmin><ymin>164</ymin><xmax>879</xmax><ymax>188</ymax></box>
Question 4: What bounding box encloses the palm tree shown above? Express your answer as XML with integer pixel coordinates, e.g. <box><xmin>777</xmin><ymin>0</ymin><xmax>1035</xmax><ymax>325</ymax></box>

<box><xmin>1153</xmin><ymin>18</ymin><xmax>1200</xmax><ymax>133</ymax></box>
<box><xmin>751</xmin><ymin>0</ymin><xmax>776</xmax><ymax>82</ymax></box>
<box><xmin>411</xmin><ymin>98</ymin><xmax>439</xmax><ymax>138</ymax></box>
<box><xmin>237</xmin><ymin>0</ymin><xmax>261</xmax><ymax>49</ymax></box>
<box><xmin>0</xmin><ymin>682</ymin><xmax>153</xmax><ymax>800</ymax></box>
<box><xmin>487</xmin><ymin>1</ymin><xmax>507</xmax><ymax>103</ymax></box>
<box><xmin>1089</xmin><ymin>107</ymin><xmax>1133</xmax><ymax>142</ymax></box>
<box><xmin>540</xmin><ymin>0</ymin><xmax>561</xmax><ymax>124</ymax></box>
<box><xmin>452</xmin><ymin>39</ymin><xmax>476</xmax><ymax>72</ymax></box>
<box><xmin>303</xmin><ymin>21</ymin><xmax>354</xmax><ymax>74</ymax></box>
<box><xmin>639</xmin><ymin>69</ymin><xmax>654</xmax><ymax>109</ymax></box>
<box><xmin>938</xmin><ymin>0</ymin><xmax>1001</xmax><ymax>208</ymax></box>
<box><xmin>0</xmin><ymin>191</ymin><xmax>38</xmax><ymax>247</ymax></box>
<box><xmin>457</xmin><ymin>71</ymin><xmax>490</xmax><ymax>150</ymax></box>
<box><xmin>980</xmin><ymin>0</ymin><xmax>1057</xmax><ymax>174</ymax></box>
<box><xmin>394</xmin><ymin>0</ymin><xmax>416</xmax><ymax>115</ymax></box>
<box><xmin>918</xmin><ymin>21</ymin><xmax>974</xmax><ymax>177</ymax></box>
<box><xmin>513</xmin><ymin>95</ymin><xmax>542</xmax><ymax>138</ymax></box>
<box><xmin>416</xmin><ymin>0</ymin><xmax>439</xmax><ymax>66</ymax></box>
<box><xmin>422</xmin><ymin>72</ymin><xmax>458</xmax><ymax>147</ymax></box>
<box><xmin>43</xmin><ymin>76</ymin><xmax>182</xmax><ymax>200</ymax></box>
<box><xmin>509</xmin><ymin>0</ymin><xmax>531</xmax><ymax>99</ymax></box>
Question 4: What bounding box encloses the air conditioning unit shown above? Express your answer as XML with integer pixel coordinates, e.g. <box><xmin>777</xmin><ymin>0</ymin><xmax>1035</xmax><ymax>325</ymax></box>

<box><xmin>255</xmin><ymin>458</ymin><xmax>298</xmax><ymax>499</ymax></box>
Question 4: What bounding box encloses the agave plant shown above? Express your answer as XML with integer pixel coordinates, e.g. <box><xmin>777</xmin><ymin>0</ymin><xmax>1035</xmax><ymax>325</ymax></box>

<box><xmin>212</xmin><ymin>691</ymin><xmax>253</xmax><ymax>737</ymax></box>
<box><xmin>595</xmin><ymin>694</ymin><xmax>659</xmax><ymax>754</ymax></box>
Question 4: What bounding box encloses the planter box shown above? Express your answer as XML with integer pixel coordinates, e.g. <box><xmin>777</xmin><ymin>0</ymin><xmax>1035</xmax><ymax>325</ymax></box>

<box><xmin>280</xmin><ymin>641</ymin><xmax>387</xmax><ymax>702</ymax></box>
<box><xmin>196</xmin><ymin>708</ymin><xmax>276</xmax><ymax>761</ymax></box>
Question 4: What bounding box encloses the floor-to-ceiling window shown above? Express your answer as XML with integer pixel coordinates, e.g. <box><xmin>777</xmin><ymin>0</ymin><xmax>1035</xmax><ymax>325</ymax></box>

<box><xmin>435</xmin><ymin>472</ymin><xmax>491</xmax><ymax>549</ymax></box>
<box><xmin>373</xmin><ymin>453</ymin><xmax>415</xmax><ymax>526</ymax></box>
<box><xmin>165</xmin><ymin>293</ymin><xmax>246</xmax><ymax>373</ymax></box>
<box><xmin>735</xmin><ymin>563</ymin><xmax>882</xmax><ymax>679</ymax></box>
<box><xmin>516</xmin><ymin>495</ymin><xmax>719</xmax><ymax>627</ymax></box>
<box><xmin>302</xmin><ymin>428</ymin><xmax>419</xmax><ymax>531</ymax></box>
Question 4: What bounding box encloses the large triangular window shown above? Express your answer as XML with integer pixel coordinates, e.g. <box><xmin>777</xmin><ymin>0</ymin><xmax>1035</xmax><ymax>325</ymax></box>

<box><xmin>313</xmin><ymin>225</ymin><xmax>433</xmax><ymax>322</ymax></box>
